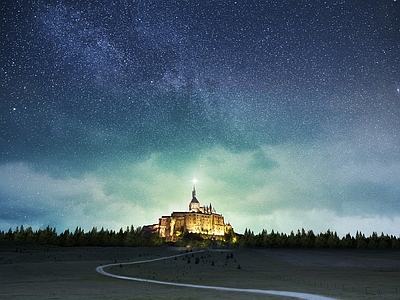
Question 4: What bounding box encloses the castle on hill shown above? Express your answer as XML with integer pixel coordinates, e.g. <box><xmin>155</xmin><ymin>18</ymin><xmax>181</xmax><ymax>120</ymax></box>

<box><xmin>144</xmin><ymin>185</ymin><xmax>233</xmax><ymax>242</ymax></box>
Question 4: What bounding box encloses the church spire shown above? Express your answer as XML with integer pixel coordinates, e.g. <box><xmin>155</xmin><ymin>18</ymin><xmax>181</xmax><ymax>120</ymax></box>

<box><xmin>192</xmin><ymin>184</ymin><xmax>196</xmax><ymax>198</ymax></box>
<box><xmin>191</xmin><ymin>175</ymin><xmax>197</xmax><ymax>198</ymax></box>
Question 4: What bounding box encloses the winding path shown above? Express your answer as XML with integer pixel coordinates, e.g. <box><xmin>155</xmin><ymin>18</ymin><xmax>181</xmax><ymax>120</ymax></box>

<box><xmin>95</xmin><ymin>250</ymin><xmax>336</xmax><ymax>300</ymax></box>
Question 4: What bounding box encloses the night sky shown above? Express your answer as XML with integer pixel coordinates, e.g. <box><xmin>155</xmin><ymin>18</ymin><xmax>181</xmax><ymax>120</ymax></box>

<box><xmin>1</xmin><ymin>0</ymin><xmax>399</xmax><ymax>236</ymax></box>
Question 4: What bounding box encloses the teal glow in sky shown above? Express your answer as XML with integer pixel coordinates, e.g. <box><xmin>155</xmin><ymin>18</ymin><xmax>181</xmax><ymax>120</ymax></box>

<box><xmin>1</xmin><ymin>1</ymin><xmax>399</xmax><ymax>236</ymax></box>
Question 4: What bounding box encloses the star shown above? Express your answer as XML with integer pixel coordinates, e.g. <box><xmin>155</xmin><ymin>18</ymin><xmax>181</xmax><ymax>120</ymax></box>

<box><xmin>0</xmin><ymin>0</ymin><xmax>398</xmax><ymax>237</ymax></box>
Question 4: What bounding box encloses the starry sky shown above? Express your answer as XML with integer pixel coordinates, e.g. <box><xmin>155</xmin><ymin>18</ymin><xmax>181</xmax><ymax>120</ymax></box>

<box><xmin>1</xmin><ymin>0</ymin><xmax>399</xmax><ymax>236</ymax></box>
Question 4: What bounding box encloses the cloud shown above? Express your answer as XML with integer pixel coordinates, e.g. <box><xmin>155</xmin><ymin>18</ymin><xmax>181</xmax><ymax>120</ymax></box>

<box><xmin>132</xmin><ymin>138</ymin><xmax>399</xmax><ymax>236</ymax></box>
<box><xmin>0</xmin><ymin>163</ymin><xmax>138</xmax><ymax>231</ymax></box>
<box><xmin>1</xmin><ymin>118</ymin><xmax>399</xmax><ymax>236</ymax></box>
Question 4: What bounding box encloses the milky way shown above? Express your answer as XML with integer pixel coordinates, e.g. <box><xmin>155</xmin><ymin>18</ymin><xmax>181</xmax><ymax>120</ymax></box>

<box><xmin>1</xmin><ymin>1</ymin><xmax>399</xmax><ymax>235</ymax></box>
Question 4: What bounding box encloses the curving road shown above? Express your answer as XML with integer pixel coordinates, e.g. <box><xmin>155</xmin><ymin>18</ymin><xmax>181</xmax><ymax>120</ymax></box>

<box><xmin>96</xmin><ymin>250</ymin><xmax>336</xmax><ymax>300</ymax></box>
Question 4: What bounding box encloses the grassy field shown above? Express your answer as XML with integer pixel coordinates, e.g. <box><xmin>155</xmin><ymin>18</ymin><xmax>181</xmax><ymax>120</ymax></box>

<box><xmin>1</xmin><ymin>241</ymin><xmax>399</xmax><ymax>299</ymax></box>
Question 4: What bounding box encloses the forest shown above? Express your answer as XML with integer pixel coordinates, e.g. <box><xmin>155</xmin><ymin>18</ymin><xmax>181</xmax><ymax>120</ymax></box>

<box><xmin>238</xmin><ymin>228</ymin><xmax>400</xmax><ymax>249</ymax></box>
<box><xmin>1</xmin><ymin>225</ymin><xmax>399</xmax><ymax>249</ymax></box>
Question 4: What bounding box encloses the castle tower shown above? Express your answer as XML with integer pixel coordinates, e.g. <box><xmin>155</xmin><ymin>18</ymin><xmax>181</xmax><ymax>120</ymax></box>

<box><xmin>189</xmin><ymin>184</ymin><xmax>200</xmax><ymax>212</ymax></box>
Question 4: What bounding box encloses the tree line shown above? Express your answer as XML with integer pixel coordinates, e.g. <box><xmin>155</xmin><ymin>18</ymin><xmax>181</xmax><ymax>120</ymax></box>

<box><xmin>0</xmin><ymin>225</ymin><xmax>399</xmax><ymax>249</ymax></box>
<box><xmin>0</xmin><ymin>225</ymin><xmax>162</xmax><ymax>247</ymax></box>
<box><xmin>238</xmin><ymin>228</ymin><xmax>400</xmax><ymax>249</ymax></box>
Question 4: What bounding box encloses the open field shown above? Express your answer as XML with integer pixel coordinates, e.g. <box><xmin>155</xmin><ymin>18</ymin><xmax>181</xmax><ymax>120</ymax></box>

<box><xmin>1</xmin><ymin>241</ymin><xmax>399</xmax><ymax>299</ymax></box>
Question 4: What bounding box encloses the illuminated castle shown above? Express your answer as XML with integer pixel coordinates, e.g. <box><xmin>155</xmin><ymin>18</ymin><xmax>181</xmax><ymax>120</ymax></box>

<box><xmin>144</xmin><ymin>184</ymin><xmax>233</xmax><ymax>242</ymax></box>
